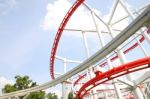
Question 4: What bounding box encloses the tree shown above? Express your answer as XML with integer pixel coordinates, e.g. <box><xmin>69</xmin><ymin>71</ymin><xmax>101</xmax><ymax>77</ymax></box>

<box><xmin>14</xmin><ymin>75</ymin><xmax>36</xmax><ymax>90</ymax></box>
<box><xmin>68</xmin><ymin>92</ymin><xmax>76</xmax><ymax>99</ymax></box>
<box><xmin>46</xmin><ymin>92</ymin><xmax>58</xmax><ymax>99</ymax></box>
<box><xmin>26</xmin><ymin>91</ymin><xmax>45</xmax><ymax>99</ymax></box>
<box><xmin>3</xmin><ymin>75</ymin><xmax>45</xmax><ymax>99</ymax></box>
<box><xmin>3</xmin><ymin>84</ymin><xmax>16</xmax><ymax>93</ymax></box>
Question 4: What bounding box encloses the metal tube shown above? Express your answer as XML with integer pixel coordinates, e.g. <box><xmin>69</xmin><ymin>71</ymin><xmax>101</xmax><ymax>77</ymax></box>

<box><xmin>108</xmin><ymin>0</ymin><xmax>119</xmax><ymax>24</ymax></box>
<box><xmin>1</xmin><ymin>6</ymin><xmax>150</xmax><ymax>98</ymax></box>
<box><xmin>82</xmin><ymin>31</ymin><xmax>90</xmax><ymax>58</ymax></box>
<box><xmin>91</xmin><ymin>11</ymin><xmax>123</xmax><ymax>99</ymax></box>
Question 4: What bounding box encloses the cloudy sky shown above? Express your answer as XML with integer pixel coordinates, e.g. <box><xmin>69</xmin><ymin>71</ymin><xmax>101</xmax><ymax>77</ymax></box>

<box><xmin>0</xmin><ymin>0</ymin><xmax>150</xmax><ymax>96</ymax></box>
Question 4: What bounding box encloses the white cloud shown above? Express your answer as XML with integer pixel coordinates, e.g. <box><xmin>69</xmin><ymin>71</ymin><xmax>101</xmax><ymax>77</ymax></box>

<box><xmin>41</xmin><ymin>0</ymin><xmax>71</xmax><ymax>30</ymax></box>
<box><xmin>41</xmin><ymin>0</ymin><xmax>130</xmax><ymax>40</ymax></box>
<box><xmin>0</xmin><ymin>0</ymin><xmax>17</xmax><ymax>15</ymax></box>
<box><xmin>41</xmin><ymin>0</ymin><xmax>96</xmax><ymax>32</ymax></box>
<box><xmin>41</xmin><ymin>0</ymin><xmax>132</xmax><ymax>61</ymax></box>
<box><xmin>0</xmin><ymin>76</ymin><xmax>13</xmax><ymax>95</ymax></box>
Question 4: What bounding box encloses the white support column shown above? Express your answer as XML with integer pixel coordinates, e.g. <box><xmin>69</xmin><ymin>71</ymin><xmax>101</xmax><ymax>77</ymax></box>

<box><xmin>62</xmin><ymin>82</ymin><xmax>67</xmax><ymax>99</ymax></box>
<box><xmin>82</xmin><ymin>32</ymin><xmax>94</xmax><ymax>97</ymax></box>
<box><xmin>134</xmin><ymin>35</ymin><xmax>149</xmax><ymax>57</ymax></box>
<box><xmin>119</xmin><ymin>1</ymin><xmax>149</xmax><ymax>99</ymax></box>
<box><xmin>64</xmin><ymin>58</ymin><xmax>67</xmax><ymax>73</ymax></box>
<box><xmin>107</xmin><ymin>24</ymin><xmax>145</xmax><ymax>99</ymax></box>
<box><xmin>108</xmin><ymin>0</ymin><xmax>119</xmax><ymax>24</ymax></box>
<box><xmin>81</xmin><ymin>31</ymin><xmax>97</xmax><ymax>99</ymax></box>
<box><xmin>62</xmin><ymin>58</ymin><xmax>69</xmax><ymax>99</ymax></box>
<box><xmin>135</xmin><ymin>71</ymin><xmax>150</xmax><ymax>85</ymax></box>
<box><xmin>82</xmin><ymin>31</ymin><xmax>90</xmax><ymax>58</ymax></box>
<box><xmin>107</xmin><ymin>59</ymin><xmax>123</xmax><ymax>99</ymax></box>
<box><xmin>91</xmin><ymin>11</ymin><xmax>123</xmax><ymax>99</ymax></box>
<box><xmin>119</xmin><ymin>0</ymin><xmax>149</xmax><ymax>57</ymax></box>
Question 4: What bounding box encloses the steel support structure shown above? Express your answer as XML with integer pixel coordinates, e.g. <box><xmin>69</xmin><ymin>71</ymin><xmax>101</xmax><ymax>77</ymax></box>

<box><xmin>1</xmin><ymin>1</ymin><xmax>150</xmax><ymax>98</ymax></box>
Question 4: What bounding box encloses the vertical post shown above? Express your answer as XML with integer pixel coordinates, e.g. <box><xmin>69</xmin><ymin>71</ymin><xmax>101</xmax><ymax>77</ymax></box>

<box><xmin>62</xmin><ymin>82</ymin><xmax>67</xmax><ymax>99</ymax></box>
<box><xmin>119</xmin><ymin>0</ymin><xmax>149</xmax><ymax>56</ymax></box>
<box><xmin>118</xmin><ymin>1</ymin><xmax>148</xmax><ymax>99</ymax></box>
<box><xmin>62</xmin><ymin>58</ymin><xmax>69</xmax><ymax>99</ymax></box>
<box><xmin>91</xmin><ymin>11</ymin><xmax>123</xmax><ymax>99</ymax></box>
<box><xmin>64</xmin><ymin>58</ymin><xmax>67</xmax><ymax>74</ymax></box>
<box><xmin>107</xmin><ymin>24</ymin><xmax>144</xmax><ymax>99</ymax></box>
<box><xmin>108</xmin><ymin>0</ymin><xmax>119</xmax><ymax>24</ymax></box>
<box><xmin>82</xmin><ymin>31</ymin><xmax>97</xmax><ymax>99</ymax></box>
<box><xmin>82</xmin><ymin>31</ymin><xmax>90</xmax><ymax>58</ymax></box>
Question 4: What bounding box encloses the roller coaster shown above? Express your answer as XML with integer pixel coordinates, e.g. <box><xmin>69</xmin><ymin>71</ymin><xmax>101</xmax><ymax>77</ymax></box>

<box><xmin>1</xmin><ymin>0</ymin><xmax>150</xmax><ymax>99</ymax></box>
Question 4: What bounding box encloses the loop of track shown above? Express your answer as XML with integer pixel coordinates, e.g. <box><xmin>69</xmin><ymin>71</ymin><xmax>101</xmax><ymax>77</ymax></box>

<box><xmin>50</xmin><ymin>0</ymin><xmax>150</xmax><ymax>97</ymax></box>
<box><xmin>50</xmin><ymin>0</ymin><xmax>150</xmax><ymax>81</ymax></box>
<box><xmin>50</xmin><ymin>0</ymin><xmax>85</xmax><ymax>79</ymax></box>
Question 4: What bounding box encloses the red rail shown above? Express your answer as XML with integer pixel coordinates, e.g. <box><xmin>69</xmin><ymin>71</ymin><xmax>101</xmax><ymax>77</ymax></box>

<box><xmin>50</xmin><ymin>0</ymin><xmax>85</xmax><ymax>79</ymax></box>
<box><xmin>77</xmin><ymin>57</ymin><xmax>150</xmax><ymax>99</ymax></box>
<box><xmin>73</xmin><ymin>28</ymin><xmax>150</xmax><ymax>88</ymax></box>
<box><xmin>50</xmin><ymin>0</ymin><xmax>150</xmax><ymax>81</ymax></box>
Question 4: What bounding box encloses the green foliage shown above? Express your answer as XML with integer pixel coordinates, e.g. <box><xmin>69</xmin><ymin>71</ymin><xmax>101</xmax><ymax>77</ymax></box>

<box><xmin>2</xmin><ymin>75</ymin><xmax>59</xmax><ymax>99</ymax></box>
<box><xmin>3</xmin><ymin>84</ymin><xmax>16</xmax><ymax>93</ymax></box>
<box><xmin>14</xmin><ymin>75</ymin><xmax>37</xmax><ymax>90</ymax></box>
<box><xmin>46</xmin><ymin>92</ymin><xmax>58</xmax><ymax>99</ymax></box>
<box><xmin>68</xmin><ymin>92</ymin><xmax>76</xmax><ymax>99</ymax></box>
<box><xmin>3</xmin><ymin>75</ymin><xmax>44</xmax><ymax>99</ymax></box>
<box><xmin>26</xmin><ymin>91</ymin><xmax>45</xmax><ymax>99</ymax></box>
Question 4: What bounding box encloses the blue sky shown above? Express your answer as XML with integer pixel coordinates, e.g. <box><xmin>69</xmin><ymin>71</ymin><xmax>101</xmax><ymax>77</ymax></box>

<box><xmin>0</xmin><ymin>0</ymin><xmax>150</xmax><ymax>96</ymax></box>
<box><xmin>0</xmin><ymin>0</ymin><xmax>52</xmax><ymax>83</ymax></box>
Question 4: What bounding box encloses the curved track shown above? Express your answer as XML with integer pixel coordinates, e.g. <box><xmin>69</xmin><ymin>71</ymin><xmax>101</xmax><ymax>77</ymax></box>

<box><xmin>77</xmin><ymin>57</ymin><xmax>150</xmax><ymax>98</ymax></box>
<box><xmin>0</xmin><ymin>1</ymin><xmax>150</xmax><ymax>99</ymax></box>
<box><xmin>73</xmin><ymin>28</ymin><xmax>150</xmax><ymax>88</ymax></box>
<box><xmin>50</xmin><ymin>0</ymin><xmax>85</xmax><ymax>79</ymax></box>
<box><xmin>49</xmin><ymin>0</ymin><xmax>150</xmax><ymax>89</ymax></box>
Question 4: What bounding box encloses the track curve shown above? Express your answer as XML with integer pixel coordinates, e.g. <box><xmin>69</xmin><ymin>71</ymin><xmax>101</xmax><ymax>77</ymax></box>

<box><xmin>1</xmin><ymin>6</ymin><xmax>150</xmax><ymax>98</ymax></box>
<box><xmin>73</xmin><ymin>28</ymin><xmax>150</xmax><ymax>88</ymax></box>
<box><xmin>50</xmin><ymin>0</ymin><xmax>85</xmax><ymax>79</ymax></box>
<box><xmin>77</xmin><ymin>57</ymin><xmax>150</xmax><ymax>98</ymax></box>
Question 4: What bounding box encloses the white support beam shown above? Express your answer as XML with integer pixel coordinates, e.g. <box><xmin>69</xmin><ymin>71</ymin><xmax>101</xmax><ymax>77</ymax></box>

<box><xmin>135</xmin><ymin>71</ymin><xmax>150</xmax><ymax>85</ymax></box>
<box><xmin>64</xmin><ymin>28</ymin><xmax>97</xmax><ymax>32</ymax></box>
<box><xmin>0</xmin><ymin>6</ymin><xmax>150</xmax><ymax>98</ymax></box>
<box><xmin>117</xmin><ymin>79</ymin><xmax>134</xmax><ymax>87</ymax></box>
<box><xmin>108</xmin><ymin>0</ymin><xmax>119</xmax><ymax>24</ymax></box>
<box><xmin>83</xmin><ymin>3</ymin><xmax>108</xmax><ymax>26</ymax></box>
<box><xmin>55</xmin><ymin>56</ymin><xmax>64</xmax><ymax>61</ymax></box>
<box><xmin>111</xmin><ymin>3</ymin><xmax>150</xmax><ymax>26</ymax></box>
<box><xmin>54</xmin><ymin>72</ymin><xmax>63</xmax><ymax>76</ymax></box>
<box><xmin>66</xmin><ymin>60</ymin><xmax>82</xmax><ymax>64</ymax></box>
<box><xmin>65</xmin><ymin>28</ymin><xmax>116</xmax><ymax>34</ymax></box>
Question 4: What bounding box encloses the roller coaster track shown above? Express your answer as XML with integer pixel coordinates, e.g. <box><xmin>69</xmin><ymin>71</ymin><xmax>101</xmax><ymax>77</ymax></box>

<box><xmin>50</xmin><ymin>0</ymin><xmax>85</xmax><ymax>79</ymax></box>
<box><xmin>73</xmin><ymin>28</ymin><xmax>150</xmax><ymax>88</ymax></box>
<box><xmin>77</xmin><ymin>57</ymin><xmax>150</xmax><ymax>98</ymax></box>
<box><xmin>50</xmin><ymin>0</ymin><xmax>150</xmax><ymax>91</ymax></box>
<box><xmin>0</xmin><ymin>1</ymin><xmax>150</xmax><ymax>98</ymax></box>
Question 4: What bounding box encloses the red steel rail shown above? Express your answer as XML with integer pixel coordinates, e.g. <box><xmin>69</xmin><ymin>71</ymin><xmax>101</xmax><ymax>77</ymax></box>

<box><xmin>73</xmin><ymin>28</ymin><xmax>150</xmax><ymax>88</ymax></box>
<box><xmin>50</xmin><ymin>2</ymin><xmax>150</xmax><ymax>94</ymax></box>
<box><xmin>77</xmin><ymin>57</ymin><xmax>150</xmax><ymax>98</ymax></box>
<box><xmin>50</xmin><ymin>0</ymin><xmax>85</xmax><ymax>79</ymax></box>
